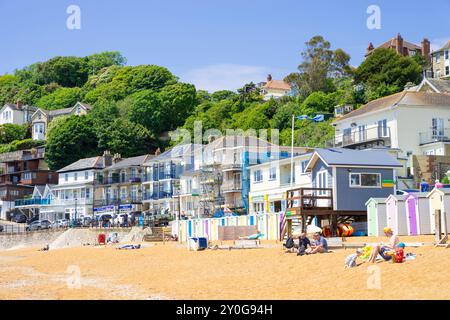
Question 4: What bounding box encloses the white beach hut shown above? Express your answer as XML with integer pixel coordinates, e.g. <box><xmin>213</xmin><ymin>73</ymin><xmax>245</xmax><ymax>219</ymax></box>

<box><xmin>385</xmin><ymin>194</ymin><xmax>407</xmax><ymax>236</ymax></box>
<box><xmin>366</xmin><ymin>198</ymin><xmax>387</xmax><ymax>236</ymax></box>
<box><xmin>427</xmin><ymin>188</ymin><xmax>450</xmax><ymax>234</ymax></box>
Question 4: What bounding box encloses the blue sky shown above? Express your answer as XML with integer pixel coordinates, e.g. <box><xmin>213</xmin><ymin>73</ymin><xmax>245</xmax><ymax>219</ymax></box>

<box><xmin>0</xmin><ymin>0</ymin><xmax>449</xmax><ymax>91</ymax></box>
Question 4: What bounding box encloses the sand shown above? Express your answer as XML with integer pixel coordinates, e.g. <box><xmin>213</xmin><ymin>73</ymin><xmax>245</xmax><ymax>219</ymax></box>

<box><xmin>0</xmin><ymin>235</ymin><xmax>449</xmax><ymax>300</ymax></box>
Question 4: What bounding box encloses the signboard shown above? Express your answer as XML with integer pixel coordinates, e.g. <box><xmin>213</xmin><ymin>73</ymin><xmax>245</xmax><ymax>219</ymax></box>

<box><xmin>382</xmin><ymin>180</ymin><xmax>395</xmax><ymax>188</ymax></box>
<box><xmin>94</xmin><ymin>205</ymin><xmax>115</xmax><ymax>213</ymax></box>
<box><xmin>119</xmin><ymin>204</ymin><xmax>132</xmax><ymax>210</ymax></box>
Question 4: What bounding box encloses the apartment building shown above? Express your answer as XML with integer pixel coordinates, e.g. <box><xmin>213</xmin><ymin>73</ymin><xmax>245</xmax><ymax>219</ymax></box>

<box><xmin>431</xmin><ymin>41</ymin><xmax>450</xmax><ymax>80</ymax></box>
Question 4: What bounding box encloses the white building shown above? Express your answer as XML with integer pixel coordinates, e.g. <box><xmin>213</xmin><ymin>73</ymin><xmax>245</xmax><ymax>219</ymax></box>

<box><xmin>249</xmin><ymin>153</ymin><xmax>312</xmax><ymax>214</ymax></box>
<box><xmin>0</xmin><ymin>103</ymin><xmax>36</xmax><ymax>126</ymax></box>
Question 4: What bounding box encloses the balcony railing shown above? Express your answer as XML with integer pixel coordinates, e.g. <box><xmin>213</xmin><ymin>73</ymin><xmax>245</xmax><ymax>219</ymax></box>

<box><xmin>328</xmin><ymin>126</ymin><xmax>391</xmax><ymax>149</ymax></box>
<box><xmin>95</xmin><ymin>197</ymin><xmax>142</xmax><ymax>206</ymax></box>
<box><xmin>14</xmin><ymin>198</ymin><xmax>52</xmax><ymax>207</ymax></box>
<box><xmin>419</xmin><ymin>129</ymin><xmax>450</xmax><ymax>145</ymax></box>
<box><xmin>142</xmin><ymin>191</ymin><xmax>176</xmax><ymax>201</ymax></box>
<box><xmin>101</xmin><ymin>176</ymin><xmax>142</xmax><ymax>184</ymax></box>
<box><xmin>222</xmin><ymin>182</ymin><xmax>242</xmax><ymax>192</ymax></box>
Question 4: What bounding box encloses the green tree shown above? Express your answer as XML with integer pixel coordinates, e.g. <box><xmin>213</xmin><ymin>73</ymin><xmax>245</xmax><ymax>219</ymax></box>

<box><xmin>36</xmin><ymin>87</ymin><xmax>82</xmax><ymax>110</ymax></box>
<box><xmin>86</xmin><ymin>52</ymin><xmax>127</xmax><ymax>74</ymax></box>
<box><xmin>97</xmin><ymin>118</ymin><xmax>156</xmax><ymax>157</ymax></box>
<box><xmin>46</xmin><ymin>116</ymin><xmax>100</xmax><ymax>170</ymax></box>
<box><xmin>158</xmin><ymin>83</ymin><xmax>197</xmax><ymax>130</ymax></box>
<box><xmin>0</xmin><ymin>124</ymin><xmax>29</xmax><ymax>144</ymax></box>
<box><xmin>126</xmin><ymin>90</ymin><xmax>163</xmax><ymax>134</ymax></box>
<box><xmin>33</xmin><ymin>56</ymin><xmax>89</xmax><ymax>87</ymax></box>
<box><xmin>285</xmin><ymin>36</ymin><xmax>351</xmax><ymax>96</ymax></box>
<box><xmin>354</xmin><ymin>48</ymin><xmax>422</xmax><ymax>99</ymax></box>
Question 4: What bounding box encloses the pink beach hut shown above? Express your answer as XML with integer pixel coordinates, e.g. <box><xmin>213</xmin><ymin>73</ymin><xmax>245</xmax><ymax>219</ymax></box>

<box><xmin>404</xmin><ymin>192</ymin><xmax>431</xmax><ymax>235</ymax></box>
<box><xmin>385</xmin><ymin>194</ymin><xmax>407</xmax><ymax>236</ymax></box>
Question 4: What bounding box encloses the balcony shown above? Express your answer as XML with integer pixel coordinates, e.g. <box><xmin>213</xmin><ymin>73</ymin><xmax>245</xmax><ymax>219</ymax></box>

<box><xmin>222</xmin><ymin>163</ymin><xmax>242</xmax><ymax>172</ymax></box>
<box><xmin>142</xmin><ymin>191</ymin><xmax>175</xmax><ymax>201</ymax></box>
<box><xmin>221</xmin><ymin>182</ymin><xmax>242</xmax><ymax>193</ymax></box>
<box><xmin>328</xmin><ymin>126</ymin><xmax>391</xmax><ymax>149</ymax></box>
<box><xmin>95</xmin><ymin>196</ymin><xmax>142</xmax><ymax>206</ymax></box>
<box><xmin>419</xmin><ymin>129</ymin><xmax>450</xmax><ymax>146</ymax></box>
<box><xmin>101</xmin><ymin>176</ymin><xmax>142</xmax><ymax>185</ymax></box>
<box><xmin>14</xmin><ymin>198</ymin><xmax>52</xmax><ymax>207</ymax></box>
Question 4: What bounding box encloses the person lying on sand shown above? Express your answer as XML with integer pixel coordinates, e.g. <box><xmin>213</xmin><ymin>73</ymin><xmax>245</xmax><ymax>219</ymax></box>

<box><xmin>305</xmin><ymin>233</ymin><xmax>328</xmax><ymax>254</ymax></box>
<box><xmin>344</xmin><ymin>248</ymin><xmax>363</xmax><ymax>268</ymax></box>
<box><xmin>117</xmin><ymin>244</ymin><xmax>141</xmax><ymax>250</ymax></box>
<box><xmin>368</xmin><ymin>227</ymin><xmax>400</xmax><ymax>263</ymax></box>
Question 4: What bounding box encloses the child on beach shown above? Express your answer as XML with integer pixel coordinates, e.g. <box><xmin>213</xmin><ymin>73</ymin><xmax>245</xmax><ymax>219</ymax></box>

<box><xmin>344</xmin><ymin>248</ymin><xmax>363</xmax><ymax>268</ymax></box>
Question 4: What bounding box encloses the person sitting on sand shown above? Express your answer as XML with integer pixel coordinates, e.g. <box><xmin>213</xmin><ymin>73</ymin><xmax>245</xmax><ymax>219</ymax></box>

<box><xmin>344</xmin><ymin>248</ymin><xmax>363</xmax><ymax>268</ymax></box>
<box><xmin>297</xmin><ymin>233</ymin><xmax>311</xmax><ymax>256</ymax></box>
<box><xmin>368</xmin><ymin>227</ymin><xmax>400</xmax><ymax>263</ymax></box>
<box><xmin>305</xmin><ymin>232</ymin><xmax>328</xmax><ymax>254</ymax></box>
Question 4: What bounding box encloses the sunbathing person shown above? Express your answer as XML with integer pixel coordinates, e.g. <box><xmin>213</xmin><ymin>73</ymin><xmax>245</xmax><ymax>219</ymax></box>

<box><xmin>305</xmin><ymin>232</ymin><xmax>328</xmax><ymax>254</ymax></box>
<box><xmin>239</xmin><ymin>231</ymin><xmax>264</xmax><ymax>240</ymax></box>
<box><xmin>368</xmin><ymin>227</ymin><xmax>400</xmax><ymax>263</ymax></box>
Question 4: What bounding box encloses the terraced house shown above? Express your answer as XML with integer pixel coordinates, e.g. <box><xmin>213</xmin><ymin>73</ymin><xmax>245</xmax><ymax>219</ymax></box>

<box><xmin>431</xmin><ymin>41</ymin><xmax>450</xmax><ymax>80</ymax></box>
<box><xmin>95</xmin><ymin>154</ymin><xmax>153</xmax><ymax>216</ymax></box>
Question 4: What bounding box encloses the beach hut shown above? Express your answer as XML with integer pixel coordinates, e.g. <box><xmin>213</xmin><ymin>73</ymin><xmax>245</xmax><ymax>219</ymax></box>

<box><xmin>366</xmin><ymin>198</ymin><xmax>387</xmax><ymax>236</ymax></box>
<box><xmin>427</xmin><ymin>188</ymin><xmax>450</xmax><ymax>234</ymax></box>
<box><xmin>404</xmin><ymin>192</ymin><xmax>432</xmax><ymax>235</ymax></box>
<box><xmin>385</xmin><ymin>195</ymin><xmax>407</xmax><ymax>236</ymax></box>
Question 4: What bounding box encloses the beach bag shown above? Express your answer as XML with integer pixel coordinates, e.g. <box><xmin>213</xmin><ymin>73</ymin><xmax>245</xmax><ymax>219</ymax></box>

<box><xmin>394</xmin><ymin>248</ymin><xmax>405</xmax><ymax>263</ymax></box>
<box><xmin>285</xmin><ymin>237</ymin><xmax>294</xmax><ymax>249</ymax></box>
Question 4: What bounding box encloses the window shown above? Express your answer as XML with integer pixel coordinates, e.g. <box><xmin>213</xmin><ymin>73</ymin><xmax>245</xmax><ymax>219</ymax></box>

<box><xmin>358</xmin><ymin>125</ymin><xmax>366</xmax><ymax>142</ymax></box>
<box><xmin>269</xmin><ymin>167</ymin><xmax>277</xmax><ymax>180</ymax></box>
<box><xmin>80</xmin><ymin>188</ymin><xmax>86</xmax><ymax>199</ymax></box>
<box><xmin>300</xmin><ymin>160</ymin><xmax>309</xmax><ymax>175</ymax></box>
<box><xmin>436</xmin><ymin>52</ymin><xmax>440</xmax><ymax>62</ymax></box>
<box><xmin>317</xmin><ymin>171</ymin><xmax>328</xmax><ymax>195</ymax></box>
<box><xmin>445</xmin><ymin>50</ymin><xmax>449</xmax><ymax>60</ymax></box>
<box><xmin>253</xmin><ymin>170</ymin><xmax>263</xmax><ymax>183</ymax></box>
<box><xmin>131</xmin><ymin>186</ymin><xmax>137</xmax><ymax>200</ymax></box>
<box><xmin>446</xmin><ymin>66</ymin><xmax>449</xmax><ymax>76</ymax></box>
<box><xmin>349</xmin><ymin>173</ymin><xmax>381</xmax><ymax>188</ymax></box>
<box><xmin>64</xmin><ymin>173</ymin><xmax>68</xmax><ymax>182</ymax></box>
<box><xmin>432</xmin><ymin>118</ymin><xmax>444</xmax><ymax>138</ymax></box>
<box><xmin>378</xmin><ymin>119</ymin><xmax>388</xmax><ymax>137</ymax></box>
<box><xmin>74</xmin><ymin>172</ymin><xmax>78</xmax><ymax>181</ymax></box>
<box><xmin>85</xmin><ymin>171</ymin><xmax>89</xmax><ymax>180</ymax></box>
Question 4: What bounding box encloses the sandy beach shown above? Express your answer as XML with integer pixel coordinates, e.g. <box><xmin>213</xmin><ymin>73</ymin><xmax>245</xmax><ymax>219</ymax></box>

<box><xmin>0</xmin><ymin>236</ymin><xmax>449</xmax><ymax>300</ymax></box>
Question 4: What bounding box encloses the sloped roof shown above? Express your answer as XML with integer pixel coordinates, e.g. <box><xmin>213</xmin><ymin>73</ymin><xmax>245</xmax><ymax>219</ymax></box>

<box><xmin>145</xmin><ymin>144</ymin><xmax>203</xmax><ymax>164</ymax></box>
<box><xmin>422</xmin><ymin>78</ymin><xmax>450</xmax><ymax>93</ymax></box>
<box><xmin>434</xmin><ymin>41</ymin><xmax>450</xmax><ymax>52</ymax></box>
<box><xmin>57</xmin><ymin>156</ymin><xmax>105</xmax><ymax>173</ymax></box>
<box><xmin>307</xmin><ymin>148</ymin><xmax>403</xmax><ymax>169</ymax></box>
<box><xmin>262</xmin><ymin>80</ymin><xmax>291</xmax><ymax>91</ymax></box>
<box><xmin>106</xmin><ymin>155</ymin><xmax>153</xmax><ymax>170</ymax></box>
<box><xmin>2</xmin><ymin>104</ymin><xmax>38</xmax><ymax>112</ymax></box>
<box><xmin>334</xmin><ymin>91</ymin><xmax>450</xmax><ymax>122</ymax></box>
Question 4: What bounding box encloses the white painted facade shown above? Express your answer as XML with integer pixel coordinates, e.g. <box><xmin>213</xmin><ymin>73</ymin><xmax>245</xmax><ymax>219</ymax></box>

<box><xmin>0</xmin><ymin>105</ymin><xmax>31</xmax><ymax>125</ymax></box>
<box><xmin>333</xmin><ymin>100</ymin><xmax>450</xmax><ymax>158</ymax></box>
<box><xmin>249</xmin><ymin>154</ymin><xmax>312</xmax><ymax>214</ymax></box>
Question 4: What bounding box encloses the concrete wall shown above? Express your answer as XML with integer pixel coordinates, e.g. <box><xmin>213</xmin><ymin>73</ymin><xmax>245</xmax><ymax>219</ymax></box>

<box><xmin>0</xmin><ymin>229</ymin><xmax>65</xmax><ymax>250</ymax></box>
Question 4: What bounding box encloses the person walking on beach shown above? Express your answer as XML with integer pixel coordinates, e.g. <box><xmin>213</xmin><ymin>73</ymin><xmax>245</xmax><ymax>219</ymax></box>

<box><xmin>368</xmin><ymin>227</ymin><xmax>400</xmax><ymax>263</ymax></box>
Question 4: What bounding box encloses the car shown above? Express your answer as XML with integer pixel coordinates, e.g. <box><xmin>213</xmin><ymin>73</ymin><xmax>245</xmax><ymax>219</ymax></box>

<box><xmin>396</xmin><ymin>189</ymin><xmax>420</xmax><ymax>195</ymax></box>
<box><xmin>26</xmin><ymin>215</ymin><xmax>39</xmax><ymax>224</ymax></box>
<box><xmin>26</xmin><ymin>220</ymin><xmax>52</xmax><ymax>231</ymax></box>
<box><xmin>0</xmin><ymin>225</ymin><xmax>4</xmax><ymax>232</ymax></box>
<box><xmin>11</xmin><ymin>213</ymin><xmax>27</xmax><ymax>223</ymax></box>
<box><xmin>52</xmin><ymin>219</ymin><xmax>70</xmax><ymax>228</ymax></box>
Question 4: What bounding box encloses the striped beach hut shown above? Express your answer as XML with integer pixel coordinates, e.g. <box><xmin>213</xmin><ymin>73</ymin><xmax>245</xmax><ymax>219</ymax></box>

<box><xmin>366</xmin><ymin>198</ymin><xmax>387</xmax><ymax>236</ymax></box>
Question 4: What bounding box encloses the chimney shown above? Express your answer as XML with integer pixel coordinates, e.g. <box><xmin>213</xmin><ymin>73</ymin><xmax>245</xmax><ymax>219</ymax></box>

<box><xmin>102</xmin><ymin>150</ymin><xmax>113</xmax><ymax>167</ymax></box>
<box><xmin>113</xmin><ymin>153</ymin><xmax>122</xmax><ymax>164</ymax></box>
<box><xmin>16</xmin><ymin>99</ymin><xmax>23</xmax><ymax>109</ymax></box>
<box><xmin>267</xmin><ymin>74</ymin><xmax>272</xmax><ymax>82</ymax></box>
<box><xmin>395</xmin><ymin>33</ymin><xmax>404</xmax><ymax>56</ymax></box>
<box><xmin>155</xmin><ymin>148</ymin><xmax>161</xmax><ymax>156</ymax></box>
<box><xmin>367</xmin><ymin>42</ymin><xmax>374</xmax><ymax>53</ymax></box>
<box><xmin>421</xmin><ymin>38</ymin><xmax>431</xmax><ymax>61</ymax></box>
